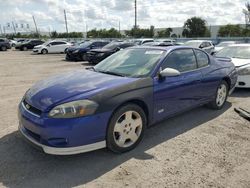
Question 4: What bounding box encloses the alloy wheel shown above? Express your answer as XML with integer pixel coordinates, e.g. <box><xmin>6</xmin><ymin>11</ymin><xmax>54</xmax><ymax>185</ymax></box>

<box><xmin>216</xmin><ymin>84</ymin><xmax>227</xmax><ymax>107</ymax></box>
<box><xmin>113</xmin><ymin>110</ymin><xmax>143</xmax><ymax>148</ymax></box>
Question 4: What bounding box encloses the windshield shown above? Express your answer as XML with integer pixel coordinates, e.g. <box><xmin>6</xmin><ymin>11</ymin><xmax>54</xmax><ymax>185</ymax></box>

<box><xmin>184</xmin><ymin>41</ymin><xmax>201</xmax><ymax>47</ymax></box>
<box><xmin>94</xmin><ymin>48</ymin><xmax>165</xmax><ymax>77</ymax></box>
<box><xmin>79</xmin><ymin>42</ymin><xmax>91</xmax><ymax>48</ymax></box>
<box><xmin>103</xmin><ymin>43</ymin><xmax>119</xmax><ymax>50</ymax></box>
<box><xmin>216</xmin><ymin>46</ymin><xmax>250</xmax><ymax>59</ymax></box>
<box><xmin>216</xmin><ymin>42</ymin><xmax>234</xmax><ymax>47</ymax></box>
<box><xmin>134</xmin><ymin>40</ymin><xmax>143</xmax><ymax>45</ymax></box>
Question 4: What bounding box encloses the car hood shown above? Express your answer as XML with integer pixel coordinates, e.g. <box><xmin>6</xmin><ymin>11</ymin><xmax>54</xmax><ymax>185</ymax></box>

<box><xmin>68</xmin><ymin>46</ymin><xmax>89</xmax><ymax>52</ymax></box>
<box><xmin>231</xmin><ymin>58</ymin><xmax>250</xmax><ymax>68</ymax></box>
<box><xmin>25</xmin><ymin>69</ymin><xmax>138</xmax><ymax>111</ymax></box>
<box><xmin>89</xmin><ymin>48</ymin><xmax>113</xmax><ymax>53</ymax></box>
<box><xmin>34</xmin><ymin>45</ymin><xmax>43</xmax><ymax>48</ymax></box>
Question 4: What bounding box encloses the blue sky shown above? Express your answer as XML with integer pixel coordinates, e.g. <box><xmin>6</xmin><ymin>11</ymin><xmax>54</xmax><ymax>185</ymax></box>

<box><xmin>0</xmin><ymin>0</ymin><xmax>247</xmax><ymax>34</ymax></box>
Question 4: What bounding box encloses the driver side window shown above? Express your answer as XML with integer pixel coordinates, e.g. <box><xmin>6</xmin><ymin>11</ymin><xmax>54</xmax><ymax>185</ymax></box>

<box><xmin>161</xmin><ymin>49</ymin><xmax>197</xmax><ymax>72</ymax></box>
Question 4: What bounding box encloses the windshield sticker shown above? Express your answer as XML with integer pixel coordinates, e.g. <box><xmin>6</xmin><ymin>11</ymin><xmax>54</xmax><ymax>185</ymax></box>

<box><xmin>145</xmin><ymin>50</ymin><xmax>163</xmax><ymax>55</ymax></box>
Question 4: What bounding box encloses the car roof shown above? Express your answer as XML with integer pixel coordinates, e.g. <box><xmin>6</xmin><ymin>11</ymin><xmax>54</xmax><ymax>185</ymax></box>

<box><xmin>130</xmin><ymin>45</ymin><xmax>192</xmax><ymax>51</ymax></box>
<box><xmin>219</xmin><ymin>41</ymin><xmax>236</xmax><ymax>43</ymax></box>
<box><xmin>229</xmin><ymin>43</ymin><xmax>250</xmax><ymax>47</ymax></box>
<box><xmin>186</xmin><ymin>40</ymin><xmax>212</xmax><ymax>43</ymax></box>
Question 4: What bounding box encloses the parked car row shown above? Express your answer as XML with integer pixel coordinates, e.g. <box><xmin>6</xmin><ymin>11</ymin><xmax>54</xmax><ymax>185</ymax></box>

<box><xmin>1</xmin><ymin>37</ymin><xmax>249</xmax><ymax>89</ymax></box>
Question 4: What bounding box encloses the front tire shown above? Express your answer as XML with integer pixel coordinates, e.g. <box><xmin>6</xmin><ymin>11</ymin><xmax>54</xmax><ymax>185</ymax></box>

<box><xmin>107</xmin><ymin>104</ymin><xmax>146</xmax><ymax>153</ymax></box>
<box><xmin>22</xmin><ymin>46</ymin><xmax>28</xmax><ymax>51</ymax></box>
<box><xmin>81</xmin><ymin>53</ymin><xmax>87</xmax><ymax>61</ymax></box>
<box><xmin>1</xmin><ymin>46</ymin><xmax>7</xmax><ymax>51</ymax></box>
<box><xmin>207</xmin><ymin>80</ymin><xmax>228</xmax><ymax>110</ymax></box>
<box><xmin>41</xmin><ymin>49</ymin><xmax>48</xmax><ymax>54</ymax></box>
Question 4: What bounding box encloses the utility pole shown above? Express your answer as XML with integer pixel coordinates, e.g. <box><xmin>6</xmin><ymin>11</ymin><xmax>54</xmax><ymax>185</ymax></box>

<box><xmin>32</xmin><ymin>15</ymin><xmax>39</xmax><ymax>36</ymax></box>
<box><xmin>134</xmin><ymin>0</ymin><xmax>137</xmax><ymax>29</ymax></box>
<box><xmin>0</xmin><ymin>24</ymin><xmax>3</xmax><ymax>35</ymax></box>
<box><xmin>64</xmin><ymin>9</ymin><xmax>69</xmax><ymax>36</ymax></box>
<box><xmin>85</xmin><ymin>24</ymin><xmax>88</xmax><ymax>39</ymax></box>
<box><xmin>12</xmin><ymin>21</ymin><xmax>16</xmax><ymax>34</ymax></box>
<box><xmin>118</xmin><ymin>20</ymin><xmax>120</xmax><ymax>34</ymax></box>
<box><xmin>3</xmin><ymin>26</ymin><xmax>6</xmax><ymax>35</ymax></box>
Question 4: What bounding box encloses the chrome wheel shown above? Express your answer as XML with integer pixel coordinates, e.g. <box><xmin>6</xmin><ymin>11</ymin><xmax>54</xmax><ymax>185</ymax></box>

<box><xmin>113</xmin><ymin>111</ymin><xmax>143</xmax><ymax>148</ymax></box>
<box><xmin>216</xmin><ymin>84</ymin><xmax>227</xmax><ymax>107</ymax></box>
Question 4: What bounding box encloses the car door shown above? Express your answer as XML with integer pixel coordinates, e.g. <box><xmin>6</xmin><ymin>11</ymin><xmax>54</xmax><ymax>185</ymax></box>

<box><xmin>194</xmin><ymin>49</ymin><xmax>218</xmax><ymax>101</ymax></box>
<box><xmin>153</xmin><ymin>49</ymin><xmax>203</xmax><ymax>122</ymax></box>
<box><xmin>48</xmin><ymin>42</ymin><xmax>59</xmax><ymax>53</ymax></box>
<box><xmin>57</xmin><ymin>42</ymin><xmax>67</xmax><ymax>52</ymax></box>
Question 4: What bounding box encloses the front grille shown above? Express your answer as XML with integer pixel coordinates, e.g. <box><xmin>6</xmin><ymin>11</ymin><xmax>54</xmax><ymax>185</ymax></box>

<box><xmin>23</xmin><ymin>100</ymin><xmax>42</xmax><ymax>116</ymax></box>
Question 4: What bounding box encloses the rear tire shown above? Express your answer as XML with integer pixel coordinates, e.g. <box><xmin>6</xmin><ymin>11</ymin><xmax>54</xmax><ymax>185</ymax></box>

<box><xmin>107</xmin><ymin>104</ymin><xmax>146</xmax><ymax>153</ymax></box>
<box><xmin>22</xmin><ymin>46</ymin><xmax>28</xmax><ymax>51</ymax></box>
<box><xmin>207</xmin><ymin>80</ymin><xmax>228</xmax><ymax>110</ymax></box>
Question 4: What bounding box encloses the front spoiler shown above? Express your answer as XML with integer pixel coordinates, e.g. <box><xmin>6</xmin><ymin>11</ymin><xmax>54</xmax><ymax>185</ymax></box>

<box><xmin>19</xmin><ymin>125</ymin><xmax>106</xmax><ymax>155</ymax></box>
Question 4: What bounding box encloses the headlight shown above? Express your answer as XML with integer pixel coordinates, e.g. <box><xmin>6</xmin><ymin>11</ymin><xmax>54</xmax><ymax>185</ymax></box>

<box><xmin>237</xmin><ymin>66</ymin><xmax>250</xmax><ymax>75</ymax></box>
<box><xmin>72</xmin><ymin>49</ymin><xmax>79</xmax><ymax>53</ymax></box>
<box><xmin>49</xmin><ymin>100</ymin><xmax>98</xmax><ymax>118</ymax></box>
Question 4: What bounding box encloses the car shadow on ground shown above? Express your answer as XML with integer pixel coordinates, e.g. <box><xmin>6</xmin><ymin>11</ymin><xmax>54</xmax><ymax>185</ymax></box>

<box><xmin>231</xmin><ymin>88</ymin><xmax>250</xmax><ymax>98</ymax></box>
<box><xmin>0</xmin><ymin>103</ymin><xmax>231</xmax><ymax>188</ymax></box>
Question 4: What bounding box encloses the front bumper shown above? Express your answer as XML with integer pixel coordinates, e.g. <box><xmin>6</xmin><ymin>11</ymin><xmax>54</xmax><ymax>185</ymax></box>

<box><xmin>236</xmin><ymin>75</ymin><xmax>250</xmax><ymax>88</ymax></box>
<box><xmin>18</xmin><ymin>102</ymin><xmax>111</xmax><ymax>155</ymax></box>
<box><xmin>66</xmin><ymin>52</ymin><xmax>82</xmax><ymax>61</ymax></box>
<box><xmin>33</xmin><ymin>48</ymin><xmax>41</xmax><ymax>53</ymax></box>
<box><xmin>19</xmin><ymin>124</ymin><xmax>106</xmax><ymax>155</ymax></box>
<box><xmin>87</xmin><ymin>54</ymin><xmax>106</xmax><ymax>64</ymax></box>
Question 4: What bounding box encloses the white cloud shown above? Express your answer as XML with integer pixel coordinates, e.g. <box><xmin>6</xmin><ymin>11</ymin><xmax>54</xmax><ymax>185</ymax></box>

<box><xmin>0</xmin><ymin>0</ymin><xmax>247</xmax><ymax>33</ymax></box>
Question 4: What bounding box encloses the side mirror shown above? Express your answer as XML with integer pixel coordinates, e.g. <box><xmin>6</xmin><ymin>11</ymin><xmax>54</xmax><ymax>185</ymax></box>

<box><xmin>47</xmin><ymin>44</ymin><xmax>51</xmax><ymax>47</ymax></box>
<box><xmin>159</xmin><ymin>68</ymin><xmax>180</xmax><ymax>77</ymax></box>
<box><xmin>90</xmin><ymin>45</ymin><xmax>96</xmax><ymax>49</ymax></box>
<box><xmin>116</xmin><ymin>47</ymin><xmax>121</xmax><ymax>51</ymax></box>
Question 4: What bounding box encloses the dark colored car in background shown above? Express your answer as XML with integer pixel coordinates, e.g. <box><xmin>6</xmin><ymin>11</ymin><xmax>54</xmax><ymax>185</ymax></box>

<box><xmin>87</xmin><ymin>42</ymin><xmax>135</xmax><ymax>64</ymax></box>
<box><xmin>0</xmin><ymin>39</ymin><xmax>11</xmax><ymax>51</ymax></box>
<box><xmin>15</xmin><ymin>39</ymin><xmax>44</xmax><ymax>51</ymax></box>
<box><xmin>66</xmin><ymin>41</ymin><xmax>109</xmax><ymax>61</ymax></box>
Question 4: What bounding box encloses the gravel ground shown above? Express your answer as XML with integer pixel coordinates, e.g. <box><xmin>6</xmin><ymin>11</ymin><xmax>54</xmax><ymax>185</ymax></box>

<box><xmin>0</xmin><ymin>50</ymin><xmax>249</xmax><ymax>188</ymax></box>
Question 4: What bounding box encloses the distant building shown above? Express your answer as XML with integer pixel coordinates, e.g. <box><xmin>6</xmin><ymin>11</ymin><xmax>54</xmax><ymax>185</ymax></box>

<box><xmin>155</xmin><ymin>24</ymin><xmax>246</xmax><ymax>38</ymax></box>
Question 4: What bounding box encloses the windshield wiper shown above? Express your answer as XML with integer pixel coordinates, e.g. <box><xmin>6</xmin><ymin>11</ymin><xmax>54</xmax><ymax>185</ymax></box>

<box><xmin>97</xmin><ymin>70</ymin><xmax>125</xmax><ymax>77</ymax></box>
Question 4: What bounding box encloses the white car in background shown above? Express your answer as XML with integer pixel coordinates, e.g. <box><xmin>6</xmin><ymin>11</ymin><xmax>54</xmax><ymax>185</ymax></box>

<box><xmin>184</xmin><ymin>40</ymin><xmax>214</xmax><ymax>54</ymax></box>
<box><xmin>214</xmin><ymin>41</ymin><xmax>237</xmax><ymax>53</ymax></box>
<box><xmin>216</xmin><ymin>44</ymin><xmax>250</xmax><ymax>88</ymax></box>
<box><xmin>33</xmin><ymin>41</ymin><xmax>72</xmax><ymax>54</ymax></box>
<box><xmin>134</xmin><ymin>38</ymin><xmax>154</xmax><ymax>45</ymax></box>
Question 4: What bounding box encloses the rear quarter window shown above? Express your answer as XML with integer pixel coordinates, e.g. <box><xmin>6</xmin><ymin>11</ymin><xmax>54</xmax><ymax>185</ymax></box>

<box><xmin>195</xmin><ymin>49</ymin><xmax>209</xmax><ymax>68</ymax></box>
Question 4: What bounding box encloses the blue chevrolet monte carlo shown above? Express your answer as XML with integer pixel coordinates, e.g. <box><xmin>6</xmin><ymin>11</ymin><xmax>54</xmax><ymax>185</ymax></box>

<box><xmin>18</xmin><ymin>46</ymin><xmax>237</xmax><ymax>155</ymax></box>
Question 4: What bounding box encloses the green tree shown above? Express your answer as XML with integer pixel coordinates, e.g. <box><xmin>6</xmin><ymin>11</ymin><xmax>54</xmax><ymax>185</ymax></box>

<box><xmin>182</xmin><ymin>17</ymin><xmax>210</xmax><ymax>37</ymax></box>
<box><xmin>157</xmin><ymin>28</ymin><xmax>173</xmax><ymax>38</ymax></box>
<box><xmin>50</xmin><ymin>31</ymin><xmax>58</xmax><ymax>38</ymax></box>
<box><xmin>87</xmin><ymin>28</ymin><xmax>121</xmax><ymax>38</ymax></box>
<box><xmin>125</xmin><ymin>26</ymin><xmax>155</xmax><ymax>38</ymax></box>
<box><xmin>218</xmin><ymin>24</ymin><xmax>242</xmax><ymax>37</ymax></box>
